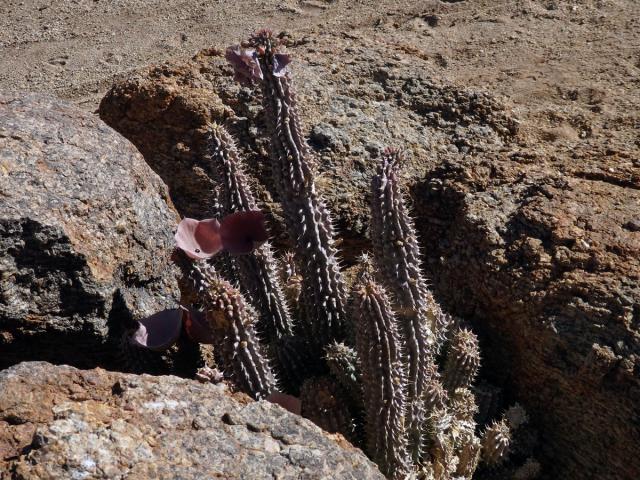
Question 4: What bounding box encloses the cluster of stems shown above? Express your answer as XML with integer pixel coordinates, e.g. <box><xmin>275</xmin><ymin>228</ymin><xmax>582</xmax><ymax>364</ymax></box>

<box><xmin>159</xmin><ymin>30</ymin><xmax>504</xmax><ymax>480</ymax></box>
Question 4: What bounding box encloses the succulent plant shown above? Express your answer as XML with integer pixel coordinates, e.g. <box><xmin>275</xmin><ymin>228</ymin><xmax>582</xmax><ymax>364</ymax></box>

<box><xmin>371</xmin><ymin>147</ymin><xmax>445</xmax><ymax>460</ymax></box>
<box><xmin>274</xmin><ymin>334</ymin><xmax>322</xmax><ymax>395</ymax></box>
<box><xmin>350</xmin><ymin>276</ymin><xmax>409</xmax><ymax>479</ymax></box>
<box><xmin>121</xmin><ymin>28</ymin><xmax>528</xmax><ymax>480</ymax></box>
<box><xmin>481</xmin><ymin>419</ymin><xmax>511</xmax><ymax>466</ymax></box>
<box><xmin>324</xmin><ymin>341</ymin><xmax>362</xmax><ymax>406</ymax></box>
<box><xmin>206</xmin><ymin>123</ymin><xmax>294</xmax><ymax>341</ymax></box>
<box><xmin>227</xmin><ymin>29</ymin><xmax>348</xmax><ymax>351</ymax></box>
<box><xmin>454</xmin><ymin>424</ymin><xmax>482</xmax><ymax>478</ymax></box>
<box><xmin>449</xmin><ymin>387</ymin><xmax>479</xmax><ymax>423</ymax></box>
<box><xmin>171</xmin><ymin>250</ymin><xmax>276</xmax><ymax>400</ymax></box>
<box><xmin>280</xmin><ymin>251</ymin><xmax>302</xmax><ymax>310</ymax></box>
<box><xmin>442</xmin><ymin>327</ymin><xmax>481</xmax><ymax>393</ymax></box>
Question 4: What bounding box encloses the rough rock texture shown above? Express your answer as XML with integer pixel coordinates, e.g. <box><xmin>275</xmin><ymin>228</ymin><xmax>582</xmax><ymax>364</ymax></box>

<box><xmin>0</xmin><ymin>362</ymin><xmax>383</xmax><ymax>479</ymax></box>
<box><xmin>97</xmin><ymin>27</ymin><xmax>640</xmax><ymax>479</ymax></box>
<box><xmin>415</xmin><ymin>151</ymin><xmax>640</xmax><ymax>480</ymax></box>
<box><xmin>0</xmin><ymin>93</ymin><xmax>180</xmax><ymax>369</ymax></box>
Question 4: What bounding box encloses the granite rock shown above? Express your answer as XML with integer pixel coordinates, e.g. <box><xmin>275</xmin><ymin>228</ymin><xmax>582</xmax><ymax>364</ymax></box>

<box><xmin>414</xmin><ymin>151</ymin><xmax>640</xmax><ymax>480</ymax></box>
<box><xmin>0</xmin><ymin>93</ymin><xmax>180</xmax><ymax>369</ymax></box>
<box><xmin>0</xmin><ymin>362</ymin><xmax>383</xmax><ymax>479</ymax></box>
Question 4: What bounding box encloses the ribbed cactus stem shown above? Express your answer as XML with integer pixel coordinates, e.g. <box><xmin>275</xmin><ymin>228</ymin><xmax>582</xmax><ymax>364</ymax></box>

<box><xmin>442</xmin><ymin>328</ymin><xmax>481</xmax><ymax>393</ymax></box>
<box><xmin>454</xmin><ymin>425</ymin><xmax>481</xmax><ymax>479</ymax></box>
<box><xmin>423</xmin><ymin>359</ymin><xmax>448</xmax><ymax>412</ymax></box>
<box><xmin>324</xmin><ymin>341</ymin><xmax>362</xmax><ymax>406</ymax></box>
<box><xmin>351</xmin><ymin>278</ymin><xmax>409</xmax><ymax>479</ymax></box>
<box><xmin>206</xmin><ymin>123</ymin><xmax>293</xmax><ymax>340</ymax></box>
<box><xmin>370</xmin><ymin>147</ymin><xmax>445</xmax><ymax>343</ymax></box>
<box><xmin>179</xmin><ymin>254</ymin><xmax>277</xmax><ymax>400</ymax></box>
<box><xmin>481</xmin><ymin>419</ymin><xmax>511</xmax><ymax>466</ymax></box>
<box><xmin>449</xmin><ymin>388</ymin><xmax>479</xmax><ymax>423</ymax></box>
<box><xmin>300</xmin><ymin>376</ymin><xmax>357</xmax><ymax>443</ymax></box>
<box><xmin>370</xmin><ymin>148</ymin><xmax>440</xmax><ymax>460</ymax></box>
<box><xmin>230</xmin><ymin>30</ymin><xmax>347</xmax><ymax>349</ymax></box>
<box><xmin>426</xmin><ymin>408</ymin><xmax>456</xmax><ymax>480</ymax></box>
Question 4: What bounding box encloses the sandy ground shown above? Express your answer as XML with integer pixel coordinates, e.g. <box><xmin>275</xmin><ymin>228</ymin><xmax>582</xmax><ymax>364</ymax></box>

<box><xmin>1</xmin><ymin>0</ymin><xmax>638</xmax><ymax>162</ymax></box>
<box><xmin>0</xmin><ymin>0</ymin><xmax>418</xmax><ymax>107</ymax></box>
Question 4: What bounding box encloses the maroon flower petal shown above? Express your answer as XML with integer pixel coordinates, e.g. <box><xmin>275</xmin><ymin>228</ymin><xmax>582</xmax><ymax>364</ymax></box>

<box><xmin>130</xmin><ymin>308</ymin><xmax>183</xmax><ymax>351</ymax></box>
<box><xmin>220</xmin><ymin>210</ymin><xmax>269</xmax><ymax>255</ymax></box>
<box><xmin>266</xmin><ymin>392</ymin><xmax>301</xmax><ymax>415</ymax></box>
<box><xmin>182</xmin><ymin>307</ymin><xmax>216</xmax><ymax>344</ymax></box>
<box><xmin>272</xmin><ymin>53</ymin><xmax>291</xmax><ymax>77</ymax></box>
<box><xmin>175</xmin><ymin>218</ymin><xmax>223</xmax><ymax>259</ymax></box>
<box><xmin>225</xmin><ymin>46</ymin><xmax>263</xmax><ymax>86</ymax></box>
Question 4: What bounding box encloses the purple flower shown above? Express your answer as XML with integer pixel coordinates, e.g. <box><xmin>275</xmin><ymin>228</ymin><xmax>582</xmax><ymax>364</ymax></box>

<box><xmin>130</xmin><ymin>307</ymin><xmax>216</xmax><ymax>352</ymax></box>
<box><xmin>225</xmin><ymin>46</ymin><xmax>263</xmax><ymax>86</ymax></box>
<box><xmin>272</xmin><ymin>53</ymin><xmax>291</xmax><ymax>77</ymax></box>
<box><xmin>174</xmin><ymin>218</ymin><xmax>223</xmax><ymax>260</ymax></box>
<box><xmin>175</xmin><ymin>211</ymin><xmax>268</xmax><ymax>258</ymax></box>
<box><xmin>220</xmin><ymin>210</ymin><xmax>268</xmax><ymax>255</ymax></box>
<box><xmin>182</xmin><ymin>307</ymin><xmax>216</xmax><ymax>344</ymax></box>
<box><xmin>130</xmin><ymin>308</ymin><xmax>184</xmax><ymax>351</ymax></box>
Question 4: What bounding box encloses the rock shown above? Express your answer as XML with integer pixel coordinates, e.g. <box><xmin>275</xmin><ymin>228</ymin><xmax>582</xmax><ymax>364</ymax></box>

<box><xmin>308</xmin><ymin>122</ymin><xmax>349</xmax><ymax>152</ymax></box>
<box><xmin>98</xmin><ymin>50</ymin><xmax>237</xmax><ymax>223</ymax></box>
<box><xmin>413</xmin><ymin>151</ymin><xmax>640</xmax><ymax>479</ymax></box>
<box><xmin>0</xmin><ymin>362</ymin><xmax>383</xmax><ymax>479</ymax></box>
<box><xmin>0</xmin><ymin>93</ymin><xmax>180</xmax><ymax>369</ymax></box>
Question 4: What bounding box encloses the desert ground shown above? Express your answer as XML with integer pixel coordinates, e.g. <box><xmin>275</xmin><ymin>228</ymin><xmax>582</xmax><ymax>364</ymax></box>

<box><xmin>2</xmin><ymin>0</ymin><xmax>638</xmax><ymax>128</ymax></box>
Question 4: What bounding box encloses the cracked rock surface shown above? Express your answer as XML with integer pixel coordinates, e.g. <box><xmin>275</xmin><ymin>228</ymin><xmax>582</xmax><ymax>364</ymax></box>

<box><xmin>0</xmin><ymin>362</ymin><xmax>383</xmax><ymax>479</ymax></box>
<box><xmin>0</xmin><ymin>93</ymin><xmax>180</xmax><ymax>369</ymax></box>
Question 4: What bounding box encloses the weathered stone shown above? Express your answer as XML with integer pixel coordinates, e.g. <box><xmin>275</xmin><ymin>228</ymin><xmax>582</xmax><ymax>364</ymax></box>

<box><xmin>0</xmin><ymin>362</ymin><xmax>383</xmax><ymax>479</ymax></box>
<box><xmin>413</xmin><ymin>152</ymin><xmax>640</xmax><ymax>480</ymax></box>
<box><xmin>0</xmin><ymin>93</ymin><xmax>180</xmax><ymax>369</ymax></box>
<box><xmin>98</xmin><ymin>49</ymin><xmax>237</xmax><ymax>222</ymax></box>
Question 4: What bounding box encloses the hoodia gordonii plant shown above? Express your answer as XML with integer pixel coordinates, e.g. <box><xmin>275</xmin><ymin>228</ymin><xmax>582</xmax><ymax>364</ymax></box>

<box><xmin>351</xmin><ymin>272</ymin><xmax>409</xmax><ymax>479</ymax></box>
<box><xmin>222</xmin><ymin>30</ymin><xmax>491</xmax><ymax>479</ymax></box>
<box><xmin>174</xmin><ymin>250</ymin><xmax>277</xmax><ymax>400</ymax></box>
<box><xmin>227</xmin><ymin>29</ymin><xmax>347</xmax><ymax>350</ymax></box>
<box><xmin>126</xmin><ymin>29</ymin><xmax>530</xmax><ymax>480</ymax></box>
<box><xmin>206</xmin><ymin>123</ymin><xmax>294</xmax><ymax>341</ymax></box>
<box><xmin>442</xmin><ymin>328</ymin><xmax>481</xmax><ymax>394</ymax></box>
<box><xmin>371</xmin><ymin>147</ymin><xmax>444</xmax><ymax>461</ymax></box>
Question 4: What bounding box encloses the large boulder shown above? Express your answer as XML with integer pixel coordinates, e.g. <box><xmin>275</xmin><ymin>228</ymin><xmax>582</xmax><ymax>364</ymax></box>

<box><xmin>414</xmin><ymin>151</ymin><xmax>640</xmax><ymax>480</ymax></box>
<box><xmin>0</xmin><ymin>93</ymin><xmax>180</xmax><ymax>369</ymax></box>
<box><xmin>0</xmin><ymin>362</ymin><xmax>383</xmax><ymax>479</ymax></box>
